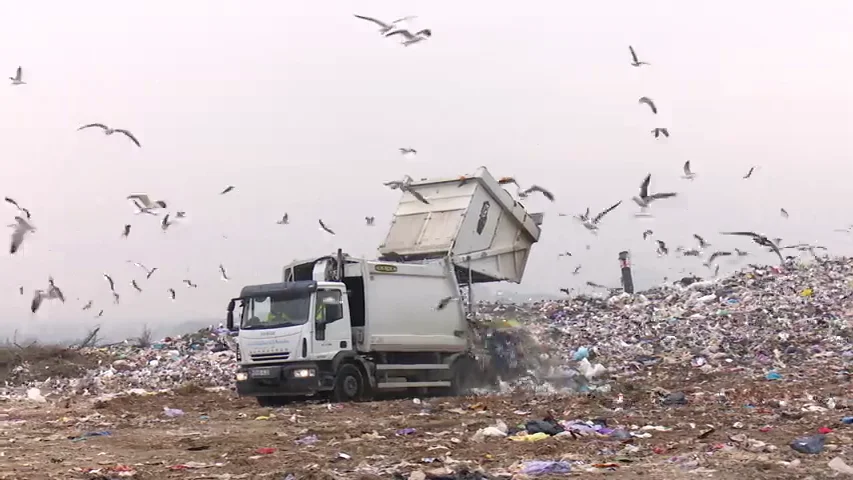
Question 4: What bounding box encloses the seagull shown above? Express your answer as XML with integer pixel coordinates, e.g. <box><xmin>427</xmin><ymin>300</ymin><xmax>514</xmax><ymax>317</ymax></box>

<box><xmin>385</xmin><ymin>28</ymin><xmax>432</xmax><ymax>46</ymax></box>
<box><xmin>743</xmin><ymin>167</ymin><xmax>755</xmax><ymax>179</ymax></box>
<box><xmin>4</xmin><ymin>197</ymin><xmax>31</xmax><ymax>218</ymax></box>
<box><xmin>643</xmin><ymin>229</ymin><xmax>654</xmax><ymax>240</ymax></box>
<box><xmin>693</xmin><ymin>234</ymin><xmax>711</xmax><ymax>249</ymax></box>
<box><xmin>276</xmin><ymin>214</ymin><xmax>289</xmax><ymax>225</ymax></box>
<box><xmin>780</xmin><ymin>208</ymin><xmax>789</xmax><ymax>219</ymax></box>
<box><xmin>318</xmin><ymin>219</ymin><xmax>336</xmax><ymax>235</ymax></box>
<box><xmin>682</xmin><ymin>161</ymin><xmax>696</xmax><ymax>180</ymax></box>
<box><xmin>127</xmin><ymin>195</ymin><xmax>167</xmax><ymax>214</ymax></box>
<box><xmin>113</xmin><ymin>292</ymin><xmax>120</xmax><ymax>304</ymax></box>
<box><xmin>704</xmin><ymin>251</ymin><xmax>732</xmax><ymax>267</ymax></box>
<box><xmin>78</xmin><ymin>123</ymin><xmax>141</xmax><ymax>147</ymax></box>
<box><xmin>399</xmin><ymin>147</ymin><xmax>417</xmax><ymax>157</ymax></box>
<box><xmin>96</xmin><ymin>309</ymin><xmax>104</xmax><ymax>318</ymax></box>
<box><xmin>175</xmin><ymin>211</ymin><xmax>187</xmax><ymax>218</ymax></box>
<box><xmin>628</xmin><ymin>46</ymin><xmax>650</xmax><ymax>67</ymax></box>
<box><xmin>183</xmin><ymin>279</ymin><xmax>198</xmax><ymax>288</ymax></box>
<box><xmin>384</xmin><ymin>175</ymin><xmax>414</xmax><ymax>190</ymax></box>
<box><xmin>10</xmin><ymin>216</ymin><xmax>35</xmax><ymax>254</ymax></box>
<box><xmin>353</xmin><ymin>14</ymin><xmax>417</xmax><ymax>34</ymax></box>
<box><xmin>632</xmin><ymin>174</ymin><xmax>677</xmax><ymax>211</ymax></box>
<box><xmin>82</xmin><ymin>300</ymin><xmax>93</xmax><ymax>310</ymax></box>
<box><xmin>103</xmin><ymin>273</ymin><xmax>116</xmax><ymax>292</ymax></box>
<box><xmin>220</xmin><ymin>186</ymin><xmax>235</xmax><ymax>195</ymax></box>
<box><xmin>129</xmin><ymin>262</ymin><xmax>158</xmax><ymax>279</ymax></box>
<box><xmin>572</xmin><ymin>265</ymin><xmax>582</xmax><ymax>275</ymax></box>
<box><xmin>365</xmin><ymin>216</ymin><xmax>375</xmax><ymax>226</ymax></box>
<box><xmin>131</xmin><ymin>280</ymin><xmax>143</xmax><ymax>293</ymax></box>
<box><xmin>734</xmin><ymin>248</ymin><xmax>749</xmax><ymax>256</ymax></box>
<box><xmin>31</xmin><ymin>290</ymin><xmax>48</xmax><ymax>313</ymax></box>
<box><xmin>31</xmin><ymin>278</ymin><xmax>65</xmax><ymax>313</ymax></box>
<box><xmin>578</xmin><ymin>201</ymin><xmax>622</xmax><ymax>233</ymax></box>
<box><xmin>9</xmin><ymin>66</ymin><xmax>25</xmax><ymax>85</ymax></box>
<box><xmin>47</xmin><ymin>277</ymin><xmax>65</xmax><ymax>303</ymax></box>
<box><xmin>680</xmin><ymin>248</ymin><xmax>701</xmax><ymax>257</ymax></box>
<box><xmin>161</xmin><ymin>214</ymin><xmax>172</xmax><ymax>232</ymax></box>
<box><xmin>18</xmin><ymin>286</ymin><xmax>23</xmax><ymax>295</ymax></box>
<box><xmin>435</xmin><ymin>295</ymin><xmax>459</xmax><ymax>310</ymax></box>
<box><xmin>651</xmin><ymin>128</ymin><xmax>670</xmax><ymax>139</ymax></box>
<box><xmin>720</xmin><ymin>231</ymin><xmax>784</xmax><ymax>264</ymax></box>
<box><xmin>656</xmin><ymin>240</ymin><xmax>669</xmax><ymax>256</ymax></box>
<box><xmin>558</xmin><ymin>252</ymin><xmax>572</xmax><ymax>257</ymax></box>
<box><xmin>219</xmin><ymin>264</ymin><xmax>229</xmax><ymax>282</ymax></box>
<box><xmin>559</xmin><ymin>288</ymin><xmax>573</xmax><ymax>295</ymax></box>
<box><xmin>122</xmin><ymin>224</ymin><xmax>131</xmax><ymax>238</ymax></box>
<box><xmin>168</xmin><ymin>288</ymin><xmax>176</xmax><ymax>301</ymax></box>
<box><xmin>519</xmin><ymin>185</ymin><xmax>555</xmax><ymax>202</ymax></box>
<box><xmin>638</xmin><ymin>97</ymin><xmax>658</xmax><ymax>114</ymax></box>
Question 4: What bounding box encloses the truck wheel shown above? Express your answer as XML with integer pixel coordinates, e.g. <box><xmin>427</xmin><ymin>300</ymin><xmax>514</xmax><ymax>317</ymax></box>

<box><xmin>450</xmin><ymin>357</ymin><xmax>479</xmax><ymax>396</ymax></box>
<box><xmin>332</xmin><ymin>364</ymin><xmax>364</xmax><ymax>402</ymax></box>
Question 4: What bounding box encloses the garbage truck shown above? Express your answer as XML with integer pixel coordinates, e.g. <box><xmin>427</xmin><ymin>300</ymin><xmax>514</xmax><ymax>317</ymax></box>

<box><xmin>226</xmin><ymin>167</ymin><xmax>544</xmax><ymax>405</ymax></box>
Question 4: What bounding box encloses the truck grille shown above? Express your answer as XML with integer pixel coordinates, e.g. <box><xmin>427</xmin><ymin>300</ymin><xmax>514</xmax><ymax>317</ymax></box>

<box><xmin>250</xmin><ymin>352</ymin><xmax>291</xmax><ymax>362</ymax></box>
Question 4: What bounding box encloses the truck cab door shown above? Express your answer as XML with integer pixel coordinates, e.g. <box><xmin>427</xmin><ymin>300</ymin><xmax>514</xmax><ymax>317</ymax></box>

<box><xmin>312</xmin><ymin>289</ymin><xmax>351</xmax><ymax>360</ymax></box>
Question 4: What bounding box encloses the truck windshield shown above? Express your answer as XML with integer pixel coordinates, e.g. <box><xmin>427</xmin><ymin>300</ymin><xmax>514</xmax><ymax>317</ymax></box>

<box><xmin>240</xmin><ymin>294</ymin><xmax>311</xmax><ymax>329</ymax></box>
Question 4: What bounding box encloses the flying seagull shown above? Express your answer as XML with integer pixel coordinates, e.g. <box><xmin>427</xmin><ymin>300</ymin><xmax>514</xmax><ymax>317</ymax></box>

<box><xmin>719</xmin><ymin>231</ymin><xmax>784</xmax><ymax>264</ymax></box>
<box><xmin>399</xmin><ymin>147</ymin><xmax>417</xmax><ymax>157</ymax></box>
<box><xmin>10</xmin><ymin>66</ymin><xmax>25</xmax><ymax>85</ymax></box>
<box><xmin>219</xmin><ymin>264</ymin><xmax>229</xmax><ymax>282</ymax></box>
<box><xmin>704</xmin><ymin>251</ymin><xmax>732</xmax><ymax>267</ymax></box>
<box><xmin>103</xmin><ymin>273</ymin><xmax>116</xmax><ymax>292</ymax></box>
<box><xmin>78</xmin><ymin>123</ymin><xmax>141</xmax><ymax>147</ymax></box>
<box><xmin>384</xmin><ymin>175</ymin><xmax>414</xmax><ymax>190</ymax></box>
<box><xmin>656</xmin><ymin>240</ymin><xmax>669</xmax><ymax>256</ymax></box>
<box><xmin>780</xmin><ymin>208</ymin><xmax>789</xmax><ymax>219</ymax></box>
<box><xmin>734</xmin><ymin>248</ymin><xmax>749</xmax><ymax>256</ymax></box>
<box><xmin>353</xmin><ymin>14</ymin><xmax>417</xmax><ymax>34</ymax></box>
<box><xmin>628</xmin><ymin>46</ymin><xmax>650</xmax><ymax>67</ymax></box>
<box><xmin>131</xmin><ymin>280</ymin><xmax>143</xmax><ymax>293</ymax></box>
<box><xmin>168</xmin><ymin>288</ymin><xmax>176</xmax><ymax>301</ymax></box>
<box><xmin>643</xmin><ymin>229</ymin><xmax>654</xmax><ymax>240</ymax></box>
<box><xmin>18</xmin><ymin>286</ymin><xmax>23</xmax><ymax>295</ymax></box>
<box><xmin>498</xmin><ymin>177</ymin><xmax>555</xmax><ymax>201</ymax></box>
<box><xmin>558</xmin><ymin>252</ymin><xmax>572</xmax><ymax>257</ymax></box>
<box><xmin>578</xmin><ymin>201</ymin><xmax>622</xmax><ymax>233</ymax></box>
<box><xmin>385</xmin><ymin>28</ymin><xmax>432</xmax><ymax>46</ymax></box>
<box><xmin>127</xmin><ymin>194</ymin><xmax>167</xmax><ymax>214</ymax></box>
<box><xmin>559</xmin><ymin>288</ymin><xmax>573</xmax><ymax>295</ymax></box>
<box><xmin>31</xmin><ymin>277</ymin><xmax>65</xmax><ymax>313</ymax></box>
<box><xmin>572</xmin><ymin>265</ymin><xmax>582</xmax><ymax>275</ymax></box>
<box><xmin>10</xmin><ymin>216</ymin><xmax>34</xmax><ymax>254</ymax></box>
<box><xmin>183</xmin><ymin>279</ymin><xmax>198</xmax><ymax>288</ymax></box>
<box><xmin>638</xmin><ymin>97</ymin><xmax>658</xmax><ymax>114</ymax></box>
<box><xmin>82</xmin><ymin>300</ymin><xmax>93</xmax><ymax>310</ymax></box>
<box><xmin>435</xmin><ymin>295</ymin><xmax>459</xmax><ymax>310</ymax></box>
<box><xmin>4</xmin><ymin>197</ymin><xmax>31</xmax><ymax>218</ymax></box>
<box><xmin>47</xmin><ymin>277</ymin><xmax>65</xmax><ymax>303</ymax></box>
<box><xmin>743</xmin><ymin>167</ymin><xmax>755</xmax><ymax>179</ymax></box>
<box><xmin>365</xmin><ymin>216</ymin><xmax>375</xmax><ymax>226</ymax></box>
<box><xmin>122</xmin><ymin>224</ymin><xmax>131</xmax><ymax>238</ymax></box>
<box><xmin>318</xmin><ymin>219</ymin><xmax>336</xmax><ymax>235</ymax></box>
<box><xmin>693</xmin><ymin>234</ymin><xmax>711</xmax><ymax>249</ymax></box>
<box><xmin>113</xmin><ymin>292</ymin><xmax>120</xmax><ymax>304</ymax></box>
<box><xmin>96</xmin><ymin>309</ymin><xmax>104</xmax><ymax>318</ymax></box>
<box><xmin>220</xmin><ymin>186</ymin><xmax>235</xmax><ymax>195</ymax></box>
<box><xmin>129</xmin><ymin>262</ymin><xmax>157</xmax><ymax>279</ymax></box>
<box><xmin>651</xmin><ymin>128</ymin><xmax>669</xmax><ymax>139</ymax></box>
<box><xmin>175</xmin><ymin>211</ymin><xmax>186</xmax><ymax>218</ymax></box>
<box><xmin>276</xmin><ymin>214</ymin><xmax>289</xmax><ymax>225</ymax></box>
<box><xmin>633</xmin><ymin>174</ymin><xmax>677</xmax><ymax>211</ymax></box>
<box><xmin>682</xmin><ymin>161</ymin><xmax>696</xmax><ymax>180</ymax></box>
<box><xmin>161</xmin><ymin>214</ymin><xmax>172</xmax><ymax>232</ymax></box>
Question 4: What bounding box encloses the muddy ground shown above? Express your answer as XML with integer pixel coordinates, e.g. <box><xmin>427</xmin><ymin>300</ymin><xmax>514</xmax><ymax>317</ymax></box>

<box><xmin>1</xmin><ymin>368</ymin><xmax>852</xmax><ymax>480</ymax></box>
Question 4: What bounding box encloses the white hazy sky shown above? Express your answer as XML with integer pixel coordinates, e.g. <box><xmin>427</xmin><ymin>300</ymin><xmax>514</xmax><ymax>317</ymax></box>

<box><xmin>2</xmin><ymin>0</ymin><xmax>851</xmax><ymax>340</ymax></box>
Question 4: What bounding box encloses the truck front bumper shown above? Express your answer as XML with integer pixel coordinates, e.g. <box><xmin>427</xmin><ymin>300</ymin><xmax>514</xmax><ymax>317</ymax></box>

<box><xmin>235</xmin><ymin>362</ymin><xmax>331</xmax><ymax>397</ymax></box>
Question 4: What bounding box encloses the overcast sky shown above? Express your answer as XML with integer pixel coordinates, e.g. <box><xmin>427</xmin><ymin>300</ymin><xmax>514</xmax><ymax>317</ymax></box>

<box><xmin>2</xmin><ymin>0</ymin><xmax>851</xmax><ymax>340</ymax></box>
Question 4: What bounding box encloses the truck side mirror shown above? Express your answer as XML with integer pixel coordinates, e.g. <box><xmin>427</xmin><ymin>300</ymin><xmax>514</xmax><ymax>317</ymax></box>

<box><xmin>325</xmin><ymin>303</ymin><xmax>343</xmax><ymax>322</ymax></box>
<box><xmin>226</xmin><ymin>299</ymin><xmax>236</xmax><ymax>330</ymax></box>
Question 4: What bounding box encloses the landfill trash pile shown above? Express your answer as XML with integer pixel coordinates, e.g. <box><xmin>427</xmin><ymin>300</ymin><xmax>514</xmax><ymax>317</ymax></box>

<box><xmin>1</xmin><ymin>260</ymin><xmax>853</xmax><ymax>478</ymax></box>
<box><xmin>0</xmin><ymin>326</ymin><xmax>236</xmax><ymax>402</ymax></box>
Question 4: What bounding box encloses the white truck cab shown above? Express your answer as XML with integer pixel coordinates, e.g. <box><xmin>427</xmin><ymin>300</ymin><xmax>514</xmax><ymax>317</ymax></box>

<box><xmin>228</xmin><ymin>167</ymin><xmax>544</xmax><ymax>405</ymax></box>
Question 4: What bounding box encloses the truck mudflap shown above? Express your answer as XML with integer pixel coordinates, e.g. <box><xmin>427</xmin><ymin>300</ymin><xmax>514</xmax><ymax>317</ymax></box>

<box><xmin>236</xmin><ymin>362</ymin><xmax>334</xmax><ymax>397</ymax></box>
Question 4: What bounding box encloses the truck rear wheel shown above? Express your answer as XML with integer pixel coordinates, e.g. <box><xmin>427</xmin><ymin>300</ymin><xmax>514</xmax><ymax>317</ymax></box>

<box><xmin>450</xmin><ymin>356</ymin><xmax>480</xmax><ymax>396</ymax></box>
<box><xmin>332</xmin><ymin>364</ymin><xmax>364</xmax><ymax>402</ymax></box>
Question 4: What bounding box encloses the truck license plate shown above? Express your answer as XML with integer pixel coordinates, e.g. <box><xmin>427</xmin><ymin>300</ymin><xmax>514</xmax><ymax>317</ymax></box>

<box><xmin>250</xmin><ymin>368</ymin><xmax>272</xmax><ymax>378</ymax></box>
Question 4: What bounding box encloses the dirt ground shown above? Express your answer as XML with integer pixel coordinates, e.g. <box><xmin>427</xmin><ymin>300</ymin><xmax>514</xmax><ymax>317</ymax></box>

<box><xmin>1</xmin><ymin>370</ymin><xmax>851</xmax><ymax>480</ymax></box>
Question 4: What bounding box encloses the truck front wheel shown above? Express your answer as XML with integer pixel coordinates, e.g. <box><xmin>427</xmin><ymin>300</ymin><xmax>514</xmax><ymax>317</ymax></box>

<box><xmin>332</xmin><ymin>364</ymin><xmax>364</xmax><ymax>402</ymax></box>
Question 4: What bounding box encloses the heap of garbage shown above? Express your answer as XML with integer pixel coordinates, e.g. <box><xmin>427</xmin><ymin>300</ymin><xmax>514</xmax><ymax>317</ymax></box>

<box><xmin>2</xmin><ymin>258</ymin><xmax>852</xmax><ymax>402</ymax></box>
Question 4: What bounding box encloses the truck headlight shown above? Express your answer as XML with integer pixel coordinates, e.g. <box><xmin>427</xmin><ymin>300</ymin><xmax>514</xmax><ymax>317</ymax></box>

<box><xmin>292</xmin><ymin>368</ymin><xmax>316</xmax><ymax>378</ymax></box>
<box><xmin>236</xmin><ymin>372</ymin><xmax>248</xmax><ymax>381</ymax></box>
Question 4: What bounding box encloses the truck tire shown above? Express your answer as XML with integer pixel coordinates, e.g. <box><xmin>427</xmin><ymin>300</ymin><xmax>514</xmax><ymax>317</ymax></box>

<box><xmin>332</xmin><ymin>364</ymin><xmax>364</xmax><ymax>402</ymax></box>
<box><xmin>449</xmin><ymin>356</ymin><xmax>479</xmax><ymax>396</ymax></box>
